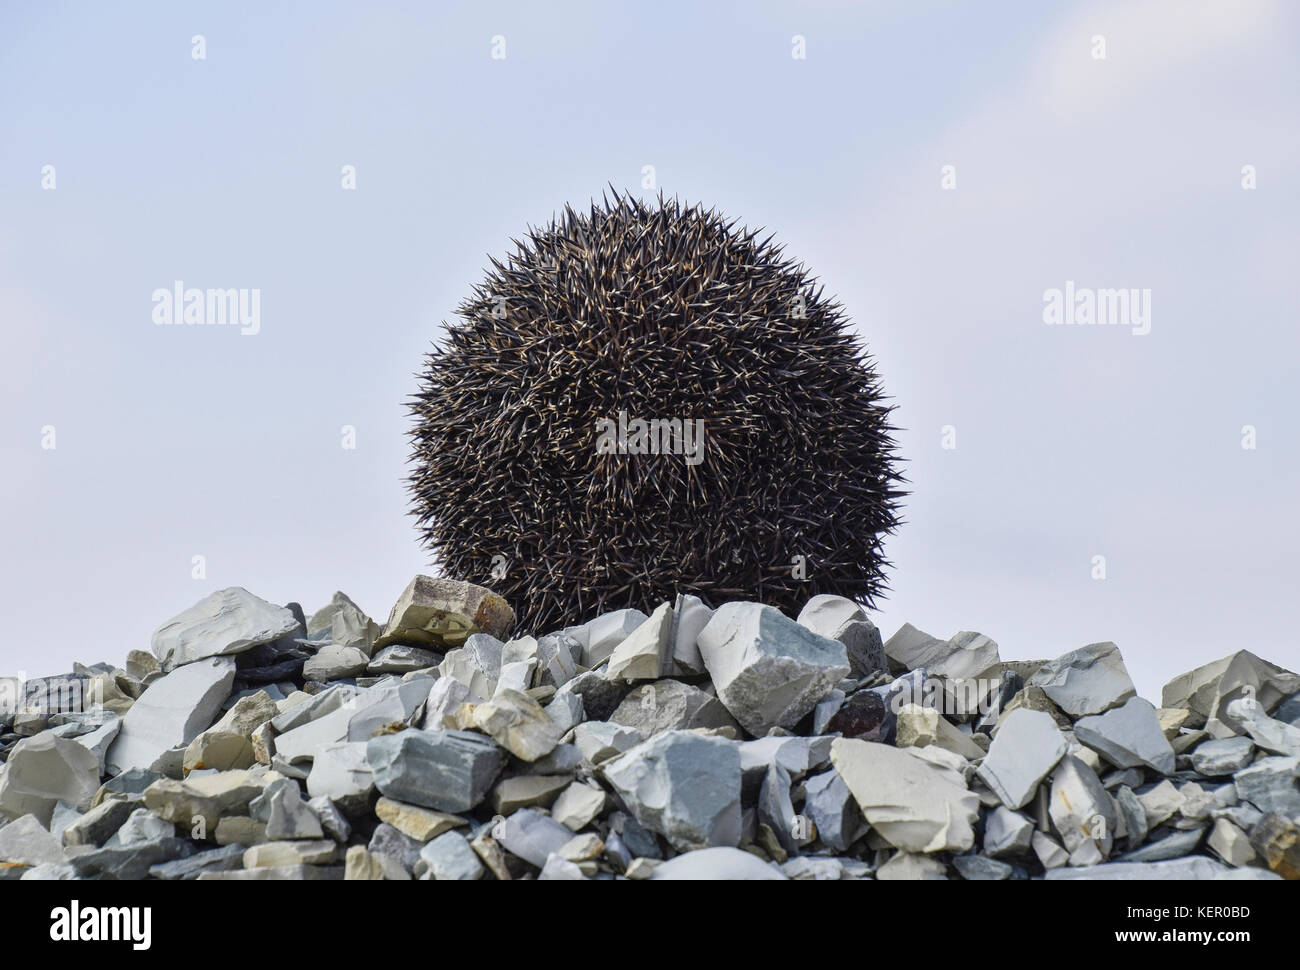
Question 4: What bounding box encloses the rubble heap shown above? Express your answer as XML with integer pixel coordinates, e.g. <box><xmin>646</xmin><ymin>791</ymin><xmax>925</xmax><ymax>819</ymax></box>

<box><xmin>1</xmin><ymin>577</ymin><xmax>1297</xmax><ymax>881</ymax></box>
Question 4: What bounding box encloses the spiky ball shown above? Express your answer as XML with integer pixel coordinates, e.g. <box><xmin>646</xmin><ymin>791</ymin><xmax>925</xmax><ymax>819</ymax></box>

<box><xmin>408</xmin><ymin>191</ymin><xmax>904</xmax><ymax>633</ymax></box>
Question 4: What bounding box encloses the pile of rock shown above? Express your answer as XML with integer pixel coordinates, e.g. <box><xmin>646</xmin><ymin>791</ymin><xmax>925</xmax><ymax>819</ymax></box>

<box><xmin>1</xmin><ymin>577</ymin><xmax>1297</xmax><ymax>881</ymax></box>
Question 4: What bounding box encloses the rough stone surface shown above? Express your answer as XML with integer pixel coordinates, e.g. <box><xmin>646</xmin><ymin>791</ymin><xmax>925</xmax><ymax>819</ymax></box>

<box><xmin>976</xmin><ymin>708</ymin><xmax>1067</xmax><ymax>809</ymax></box>
<box><xmin>1028</xmin><ymin>642</ymin><xmax>1136</xmax><ymax>718</ymax></box>
<box><xmin>377</xmin><ymin>576</ymin><xmax>515</xmax><ymax>650</ymax></box>
<box><xmin>366</xmin><ymin>730</ymin><xmax>504</xmax><ymax>813</ymax></box>
<box><xmin>152</xmin><ymin>587</ymin><xmax>299</xmax><ymax>668</ymax></box>
<box><xmin>697</xmin><ymin>603</ymin><xmax>850</xmax><ymax>735</ymax></box>
<box><xmin>1074</xmin><ymin>697</ymin><xmax>1176</xmax><ymax>775</ymax></box>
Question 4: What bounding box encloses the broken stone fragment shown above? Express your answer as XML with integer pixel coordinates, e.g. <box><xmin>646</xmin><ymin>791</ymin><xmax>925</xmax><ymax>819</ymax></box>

<box><xmin>305</xmin><ymin>741</ymin><xmax>374</xmax><ymax>815</ymax></box>
<box><xmin>802</xmin><ymin>769</ymin><xmax>866</xmax><ymax>853</ymax></box>
<box><xmin>473</xmin><ymin>689</ymin><xmax>562</xmax><ymax>762</ymax></box>
<box><xmin>1226</xmin><ymin>697</ymin><xmax>1300</xmax><ymax>756</ymax></box>
<box><xmin>152</xmin><ymin>587</ymin><xmax>300</xmax><ymax>668</ymax></box>
<box><xmin>1207</xmin><ymin>817</ymin><xmax>1257</xmax><ymax>867</ymax></box>
<box><xmin>697</xmin><ymin>602</ymin><xmax>849</xmax><ymax>736</ymax></box>
<box><xmin>602</xmin><ymin>730</ymin><xmax>742</xmax><ymax>851</ymax></box>
<box><xmin>0</xmin><ymin>814</ymin><xmax>67</xmax><ymax>866</ymax></box>
<box><xmin>376</xmin><ymin>576</ymin><xmax>515</xmax><ymax>650</ymax></box>
<box><xmin>982</xmin><ymin>805</ymin><xmax>1035</xmax><ymax>858</ymax></box>
<box><xmin>303</xmin><ymin>644</ymin><xmax>370</xmax><ymax>682</ymax></box>
<box><xmin>1249</xmin><ymin>812</ymin><xmax>1300</xmax><ymax>878</ymax></box>
<box><xmin>1048</xmin><ymin>755</ymin><xmax>1115</xmax><ymax>858</ymax></box>
<box><xmin>249</xmin><ymin>777</ymin><xmax>323</xmax><ymax>840</ymax></box>
<box><xmin>437</xmin><ymin>634</ymin><xmax>503</xmax><ymax>703</ymax></box>
<box><xmin>670</xmin><ymin>594</ymin><xmax>712</xmax><ymax>675</ymax></box>
<box><xmin>609</xmin><ymin>679</ymin><xmax>737</xmax><ymax>738</ymax></box>
<box><xmin>1163</xmin><ymin>650</ymin><xmax>1300</xmax><ymax>732</ymax></box>
<box><xmin>0</xmin><ymin>732</ymin><xmax>101</xmax><ymax>825</ymax></box>
<box><xmin>244</xmin><ymin>839</ymin><xmax>339</xmax><ymax>868</ymax></box>
<box><xmin>1233</xmin><ymin>756</ymin><xmax>1300</xmax><ymax>817</ymax></box>
<box><xmin>1190</xmin><ymin>736</ymin><xmax>1255</xmax><ymax>776</ymax></box>
<box><xmin>830</xmin><ymin>737</ymin><xmax>979</xmax><ymax>853</ymax></box>
<box><xmin>417</xmin><ymin>829</ymin><xmax>483</xmax><ymax>880</ymax></box>
<box><xmin>495</xmin><ymin>807</ymin><xmax>577</xmax><ymax>868</ymax></box>
<box><xmin>366</xmin><ymin>729</ymin><xmax>503</xmax><ymax>813</ymax></box>
<box><xmin>605</xmin><ymin>602</ymin><xmax>674</xmax><ymax>683</ymax></box>
<box><xmin>104</xmin><ymin>656</ymin><xmax>237</xmax><ymax>776</ymax></box>
<box><xmin>367</xmin><ymin>645</ymin><xmax>440</xmax><ymax>675</ymax></box>
<box><xmin>796</xmin><ymin>595</ymin><xmax>887</xmax><ymax>679</ymax></box>
<box><xmin>1073</xmin><ymin>697</ymin><xmax>1176</xmax><ymax>775</ymax></box>
<box><xmin>1044</xmin><ymin>857</ymin><xmax>1233</xmax><ymax>880</ymax></box>
<box><xmin>491</xmin><ymin>775</ymin><xmax>570</xmax><ymax>815</ymax></box>
<box><xmin>1027</xmin><ymin>642</ymin><xmax>1136</xmax><ymax>718</ymax></box>
<box><xmin>307</xmin><ymin>591</ymin><xmax>381</xmax><ymax>655</ymax></box>
<box><xmin>975</xmin><ymin>708</ymin><xmax>1067</xmax><ymax>810</ymax></box>
<box><xmin>576</xmin><ymin>609</ymin><xmax>649</xmax><ymax>668</ymax></box>
<box><xmin>876</xmin><ymin>851</ymin><xmax>948</xmax><ymax>880</ymax></box>
<box><xmin>552</xmin><ymin>781</ymin><xmax>607</xmax><ymax>831</ymax></box>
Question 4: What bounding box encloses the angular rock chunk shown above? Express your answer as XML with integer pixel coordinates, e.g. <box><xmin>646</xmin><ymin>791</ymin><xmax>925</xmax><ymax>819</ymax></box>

<box><xmin>105</xmin><ymin>657</ymin><xmax>236</xmax><ymax>775</ymax></box>
<box><xmin>650</xmin><ymin>846</ymin><xmax>786</xmax><ymax>880</ymax></box>
<box><xmin>830</xmin><ymin>738</ymin><xmax>979</xmax><ymax>853</ymax></box>
<box><xmin>376</xmin><ymin>576</ymin><xmax>515</xmax><ymax>650</ymax></box>
<box><xmin>609</xmin><ymin>679</ymin><xmax>737</xmax><ymax>738</ymax></box>
<box><xmin>576</xmin><ymin>609</ymin><xmax>649</xmax><ymax>668</ymax></box>
<box><xmin>697</xmin><ymin>603</ymin><xmax>849</xmax><ymax>736</ymax></box>
<box><xmin>152</xmin><ymin>587</ymin><xmax>299</xmax><ymax>667</ymax></box>
<box><xmin>1074</xmin><ymin>697</ymin><xmax>1176</xmax><ymax>775</ymax></box>
<box><xmin>670</xmin><ymin>594</ymin><xmax>713</xmax><ymax>675</ymax></box>
<box><xmin>366</xmin><ymin>729</ymin><xmax>503</xmax><ymax>813</ymax></box>
<box><xmin>307</xmin><ymin>591</ymin><xmax>381</xmax><ymax>654</ymax></box>
<box><xmin>495</xmin><ymin>808</ymin><xmax>577</xmax><ymax>868</ymax></box>
<box><xmin>1163</xmin><ymin>650</ymin><xmax>1300</xmax><ymax>732</ymax></box>
<box><xmin>602</xmin><ymin>730</ymin><xmax>742</xmax><ymax>851</ymax></box>
<box><xmin>1048</xmin><ymin>755</ymin><xmax>1115</xmax><ymax>859</ymax></box>
<box><xmin>1027</xmin><ymin>642</ymin><xmax>1135</xmax><ymax>718</ymax></box>
<box><xmin>473</xmin><ymin>689</ymin><xmax>562</xmax><ymax>762</ymax></box>
<box><xmin>976</xmin><ymin>708</ymin><xmax>1067</xmax><ymax>809</ymax></box>
<box><xmin>606</xmin><ymin>602</ymin><xmax>674</xmax><ymax>683</ymax></box>
<box><xmin>0</xmin><ymin>732</ymin><xmax>101</xmax><ymax>824</ymax></box>
<box><xmin>417</xmin><ymin>830</ymin><xmax>483</xmax><ymax>880</ymax></box>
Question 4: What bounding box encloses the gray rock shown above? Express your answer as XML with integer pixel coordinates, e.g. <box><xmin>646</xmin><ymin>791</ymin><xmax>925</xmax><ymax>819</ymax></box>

<box><xmin>602</xmin><ymin>730</ymin><xmax>742</xmax><ymax>851</ymax></box>
<box><xmin>249</xmin><ymin>777</ymin><xmax>323</xmax><ymax>840</ymax></box>
<box><xmin>1118</xmin><ymin>826</ymin><xmax>1206</xmax><ymax>862</ymax></box>
<box><xmin>376</xmin><ymin>575</ymin><xmax>515</xmax><ymax>650</ymax></box>
<box><xmin>1027</xmin><ymin>642</ymin><xmax>1136</xmax><ymax>718</ymax></box>
<box><xmin>437</xmin><ymin>634</ymin><xmax>504</xmax><ymax>702</ymax></box>
<box><xmin>303</xmin><ymin>644</ymin><xmax>369</xmax><ymax>682</ymax></box>
<box><xmin>152</xmin><ymin>587</ymin><xmax>299</xmax><ymax>667</ymax></box>
<box><xmin>543</xmin><ymin>692</ymin><xmax>584</xmax><ymax>735</ymax></box>
<box><xmin>367</xmin><ymin>645</ymin><xmax>440</xmax><ymax>675</ymax></box>
<box><xmin>106</xmin><ymin>807</ymin><xmax>173</xmax><ymax>847</ymax></box>
<box><xmin>552</xmin><ymin>670</ymin><xmax>628</xmax><ymax>723</ymax></box>
<box><xmin>830</xmin><ymin>738</ymin><xmax>979</xmax><ymax>853</ymax></box>
<box><xmin>417</xmin><ymin>830</ymin><xmax>483</xmax><ymax>880</ymax></box>
<box><xmin>535</xmin><ymin>633</ymin><xmax>582</xmax><ymax>688</ymax></box>
<box><xmin>1044</xmin><ymin>857</ymin><xmax>1230</xmax><ymax>880</ymax></box>
<box><xmin>606</xmin><ymin>602</ymin><xmax>674</xmax><ymax>683</ymax></box>
<box><xmin>306</xmin><ymin>591</ymin><xmax>381</xmax><ymax>654</ymax></box>
<box><xmin>422</xmin><ymin>677</ymin><xmax>472</xmax><ymax>731</ymax></box>
<box><xmin>573</xmin><ymin>721</ymin><xmax>643</xmax><ymax>765</ymax></box>
<box><xmin>1115</xmin><ymin>785</ymin><xmax>1149</xmax><ymax>849</ymax></box>
<box><xmin>149</xmin><ymin>843</ymin><xmax>246</xmax><ymax>880</ymax></box>
<box><xmin>758</xmin><ymin>763</ymin><xmax>802</xmax><ymax>854</ymax></box>
<box><xmin>609</xmin><ymin>680</ymin><xmax>737</xmax><ymax>738</ymax></box>
<box><xmin>1074</xmin><ymin>697</ymin><xmax>1176</xmax><ymax>775</ymax></box>
<box><xmin>105</xmin><ymin>656</ymin><xmax>237</xmax><ymax>774</ymax></box>
<box><xmin>274</xmin><ymin>678</ymin><xmax>428</xmax><ymax>764</ymax></box>
<box><xmin>1163</xmin><ymin>650</ymin><xmax>1300</xmax><ymax>733</ymax></box>
<box><xmin>366</xmin><ymin>822</ymin><xmax>422</xmax><ymax>875</ymax></box>
<box><xmin>496</xmin><ymin>807</ymin><xmax>577</xmax><ymax>868</ymax></box>
<box><xmin>977</xmin><ymin>708</ymin><xmax>1067</xmax><ymax>809</ymax></box>
<box><xmin>796</xmin><ymin>595</ymin><xmax>886</xmax><ymax>679</ymax></box>
<box><xmin>1190</xmin><ymin>736</ymin><xmax>1256</xmax><ymax>777</ymax></box>
<box><xmin>1048</xmin><ymin>756</ymin><xmax>1115</xmax><ymax>859</ymax></box>
<box><xmin>802</xmin><ymin>768</ymin><xmax>866</xmax><ymax>852</ymax></box>
<box><xmin>578</xmin><ymin>609</ymin><xmax>649</xmax><ymax>668</ymax></box>
<box><xmin>552</xmin><ymin>781</ymin><xmax>607</xmax><ymax>831</ymax></box>
<box><xmin>0</xmin><ymin>814</ymin><xmax>66</xmax><ymax>865</ymax></box>
<box><xmin>0</xmin><ymin>732</ymin><xmax>101</xmax><ymax>825</ymax></box>
<box><xmin>883</xmin><ymin>622</ymin><xmax>947</xmax><ymax>674</ymax></box>
<box><xmin>366</xmin><ymin>729</ymin><xmax>503</xmax><ymax>813</ymax></box>
<box><xmin>197</xmin><ymin>863</ymin><xmax>343</xmax><ymax>880</ymax></box>
<box><xmin>71</xmin><ymin>836</ymin><xmax>194</xmax><ymax>880</ymax></box>
<box><xmin>697</xmin><ymin>602</ymin><xmax>850</xmax><ymax>736</ymax></box>
<box><xmin>19</xmin><ymin>862</ymin><xmax>79</xmax><ymax>880</ymax></box>
<box><xmin>670</xmin><ymin>594</ymin><xmax>713</xmax><ymax>675</ymax></box>
<box><xmin>1227</xmin><ymin>697</ymin><xmax>1300</xmax><ymax>756</ymax></box>
<box><xmin>305</xmin><ymin>741</ymin><xmax>374</xmax><ymax>814</ymax></box>
<box><xmin>61</xmin><ymin>798</ymin><xmax>137</xmax><ymax>847</ymax></box>
<box><xmin>1233</xmin><ymin>756</ymin><xmax>1300</xmax><ymax>817</ymax></box>
<box><xmin>953</xmin><ymin>854</ymin><xmax>1013</xmax><ymax>880</ymax></box>
<box><xmin>983</xmin><ymin>805</ymin><xmax>1035</xmax><ymax>858</ymax></box>
<box><xmin>650</xmin><ymin>846</ymin><xmax>786</xmax><ymax>880</ymax></box>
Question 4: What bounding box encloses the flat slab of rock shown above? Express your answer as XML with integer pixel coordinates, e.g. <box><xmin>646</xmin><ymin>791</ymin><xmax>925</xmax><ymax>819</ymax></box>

<box><xmin>697</xmin><ymin>603</ymin><xmax>849</xmax><ymax>736</ymax></box>
<box><xmin>602</xmin><ymin>730</ymin><xmax>742</xmax><ymax>851</ymax></box>
<box><xmin>1073</xmin><ymin>697</ymin><xmax>1176</xmax><ymax>775</ymax></box>
<box><xmin>1163</xmin><ymin>650</ymin><xmax>1300</xmax><ymax>732</ymax></box>
<box><xmin>104</xmin><ymin>657</ymin><xmax>237</xmax><ymax>775</ymax></box>
<box><xmin>152</xmin><ymin>587</ymin><xmax>299</xmax><ymax>668</ymax></box>
<box><xmin>1191</xmin><ymin>736</ymin><xmax>1255</xmax><ymax>776</ymax></box>
<box><xmin>0</xmin><ymin>814</ymin><xmax>67</xmax><ymax>865</ymax></box>
<box><xmin>830</xmin><ymin>737</ymin><xmax>979</xmax><ymax>853</ymax></box>
<box><xmin>605</xmin><ymin>602</ymin><xmax>674</xmax><ymax>683</ymax></box>
<box><xmin>1028</xmin><ymin>642</ymin><xmax>1136</xmax><ymax>718</ymax></box>
<box><xmin>576</xmin><ymin>609</ymin><xmax>649</xmax><ymax>668</ymax></box>
<box><xmin>376</xmin><ymin>576</ymin><xmax>515</xmax><ymax>650</ymax></box>
<box><xmin>976</xmin><ymin>708</ymin><xmax>1067</xmax><ymax>809</ymax></box>
<box><xmin>609</xmin><ymin>680</ymin><xmax>737</xmax><ymax>738</ymax></box>
<box><xmin>307</xmin><ymin>591</ymin><xmax>381</xmax><ymax>654</ymax></box>
<box><xmin>1044</xmin><ymin>857</ymin><xmax>1230</xmax><ymax>880</ymax></box>
<box><xmin>473</xmin><ymin>688</ymin><xmax>562</xmax><ymax>762</ymax></box>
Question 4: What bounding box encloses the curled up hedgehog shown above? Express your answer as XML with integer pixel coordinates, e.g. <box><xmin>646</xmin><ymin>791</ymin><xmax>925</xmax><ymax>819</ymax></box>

<box><xmin>407</xmin><ymin>189</ymin><xmax>904</xmax><ymax>634</ymax></box>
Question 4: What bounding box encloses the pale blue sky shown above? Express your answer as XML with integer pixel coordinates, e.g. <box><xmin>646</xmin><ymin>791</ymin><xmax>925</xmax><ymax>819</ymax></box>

<box><xmin>2</xmin><ymin>1</ymin><xmax>1297</xmax><ymax>700</ymax></box>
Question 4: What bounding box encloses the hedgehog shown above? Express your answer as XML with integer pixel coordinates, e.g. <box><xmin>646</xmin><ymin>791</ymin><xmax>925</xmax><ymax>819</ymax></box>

<box><xmin>407</xmin><ymin>189</ymin><xmax>904</xmax><ymax>634</ymax></box>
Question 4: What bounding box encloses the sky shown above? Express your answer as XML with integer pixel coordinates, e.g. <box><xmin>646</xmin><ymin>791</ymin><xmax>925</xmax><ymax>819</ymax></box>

<box><xmin>2</xmin><ymin>0</ymin><xmax>1297</xmax><ymax>702</ymax></box>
